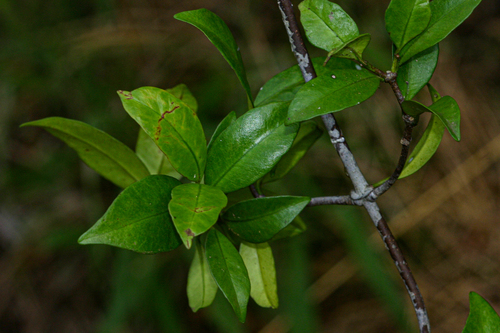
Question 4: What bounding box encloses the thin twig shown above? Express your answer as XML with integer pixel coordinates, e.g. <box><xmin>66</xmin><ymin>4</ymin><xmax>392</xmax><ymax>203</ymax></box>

<box><xmin>307</xmin><ymin>195</ymin><xmax>356</xmax><ymax>206</ymax></box>
<box><xmin>276</xmin><ymin>1</ymin><xmax>430</xmax><ymax>332</ymax></box>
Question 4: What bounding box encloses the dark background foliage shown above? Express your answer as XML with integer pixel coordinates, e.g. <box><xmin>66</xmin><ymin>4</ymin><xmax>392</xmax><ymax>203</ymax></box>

<box><xmin>1</xmin><ymin>0</ymin><xmax>499</xmax><ymax>332</ymax></box>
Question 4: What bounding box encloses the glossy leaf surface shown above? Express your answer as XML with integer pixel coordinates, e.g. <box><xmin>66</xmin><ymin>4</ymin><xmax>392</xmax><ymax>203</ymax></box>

<box><xmin>174</xmin><ymin>9</ymin><xmax>253</xmax><ymax>105</ymax></box>
<box><xmin>240</xmin><ymin>242</ymin><xmax>278</xmax><ymax>308</ymax></box>
<box><xmin>399</xmin><ymin>0</ymin><xmax>482</xmax><ymax>63</ymax></box>
<box><xmin>270</xmin><ymin>216</ymin><xmax>307</xmax><ymax>241</ymax></box>
<box><xmin>463</xmin><ymin>292</ymin><xmax>500</xmax><ymax>333</ymax></box>
<box><xmin>299</xmin><ymin>0</ymin><xmax>359</xmax><ymax>52</ymax></box>
<box><xmin>399</xmin><ymin>114</ymin><xmax>445</xmax><ymax>179</ymax></box>
<box><xmin>22</xmin><ymin>117</ymin><xmax>149</xmax><ymax>189</ymax></box>
<box><xmin>78</xmin><ymin>175</ymin><xmax>182</xmax><ymax>253</ymax></box>
<box><xmin>118</xmin><ymin>87</ymin><xmax>207</xmax><ymax>181</ymax></box>
<box><xmin>397</xmin><ymin>44</ymin><xmax>439</xmax><ymax>100</ymax></box>
<box><xmin>385</xmin><ymin>0</ymin><xmax>431</xmax><ymax>50</ymax></box>
<box><xmin>135</xmin><ymin>128</ymin><xmax>181</xmax><ymax>178</ymax></box>
<box><xmin>255</xmin><ymin>57</ymin><xmax>356</xmax><ymax>107</ymax></box>
<box><xmin>169</xmin><ymin>183</ymin><xmax>227</xmax><ymax>249</ymax></box>
<box><xmin>223</xmin><ymin>196</ymin><xmax>310</xmax><ymax>243</ymax></box>
<box><xmin>187</xmin><ymin>239</ymin><xmax>218</xmax><ymax>312</ymax></box>
<box><xmin>287</xmin><ymin>69</ymin><xmax>380</xmax><ymax>124</ymax></box>
<box><xmin>205</xmin><ymin>102</ymin><xmax>299</xmax><ymax>193</ymax></box>
<box><xmin>166</xmin><ymin>83</ymin><xmax>198</xmax><ymax>112</ymax></box>
<box><xmin>428</xmin><ymin>95</ymin><xmax>461</xmax><ymax>141</ymax></box>
<box><xmin>205</xmin><ymin>229</ymin><xmax>250</xmax><ymax>323</ymax></box>
<box><xmin>326</xmin><ymin>33</ymin><xmax>371</xmax><ymax>61</ymax></box>
<box><xmin>262</xmin><ymin>121</ymin><xmax>323</xmax><ymax>184</ymax></box>
<box><xmin>207</xmin><ymin>111</ymin><xmax>237</xmax><ymax>150</ymax></box>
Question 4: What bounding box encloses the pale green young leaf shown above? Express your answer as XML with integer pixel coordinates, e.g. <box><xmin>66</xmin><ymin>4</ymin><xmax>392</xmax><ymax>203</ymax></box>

<box><xmin>118</xmin><ymin>87</ymin><xmax>207</xmax><ymax>181</ymax></box>
<box><xmin>298</xmin><ymin>0</ymin><xmax>359</xmax><ymax>52</ymax></box>
<box><xmin>78</xmin><ymin>175</ymin><xmax>182</xmax><ymax>253</ymax></box>
<box><xmin>287</xmin><ymin>69</ymin><xmax>380</xmax><ymax>124</ymax></box>
<box><xmin>399</xmin><ymin>0</ymin><xmax>482</xmax><ymax>63</ymax></box>
<box><xmin>397</xmin><ymin>44</ymin><xmax>439</xmax><ymax>100</ymax></box>
<box><xmin>463</xmin><ymin>292</ymin><xmax>500</xmax><ymax>333</ymax></box>
<box><xmin>187</xmin><ymin>239</ymin><xmax>218</xmax><ymax>312</ymax></box>
<box><xmin>166</xmin><ymin>83</ymin><xmax>198</xmax><ymax>112</ymax></box>
<box><xmin>240</xmin><ymin>242</ymin><xmax>278</xmax><ymax>308</ymax></box>
<box><xmin>174</xmin><ymin>9</ymin><xmax>253</xmax><ymax>106</ymax></box>
<box><xmin>21</xmin><ymin>117</ymin><xmax>149</xmax><ymax>189</ymax></box>
<box><xmin>205</xmin><ymin>229</ymin><xmax>250</xmax><ymax>323</ymax></box>
<box><xmin>168</xmin><ymin>183</ymin><xmax>227</xmax><ymax>249</ymax></box>
<box><xmin>135</xmin><ymin>128</ymin><xmax>181</xmax><ymax>178</ymax></box>
<box><xmin>385</xmin><ymin>0</ymin><xmax>431</xmax><ymax>50</ymax></box>
<box><xmin>223</xmin><ymin>196</ymin><xmax>310</xmax><ymax>243</ymax></box>
<box><xmin>205</xmin><ymin>102</ymin><xmax>299</xmax><ymax>193</ymax></box>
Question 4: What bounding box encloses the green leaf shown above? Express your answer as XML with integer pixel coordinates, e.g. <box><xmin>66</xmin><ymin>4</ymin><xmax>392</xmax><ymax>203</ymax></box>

<box><xmin>326</xmin><ymin>33</ymin><xmax>371</xmax><ymax>61</ymax></box>
<box><xmin>240</xmin><ymin>242</ymin><xmax>278</xmax><ymax>308</ymax></box>
<box><xmin>205</xmin><ymin>102</ymin><xmax>299</xmax><ymax>193</ymax></box>
<box><xmin>402</xmin><ymin>100</ymin><xmax>430</xmax><ymax>118</ymax></box>
<box><xmin>207</xmin><ymin>111</ymin><xmax>237</xmax><ymax>150</ymax></box>
<box><xmin>262</xmin><ymin>121</ymin><xmax>323</xmax><ymax>184</ymax></box>
<box><xmin>135</xmin><ymin>128</ymin><xmax>181</xmax><ymax>178</ymax></box>
<box><xmin>428</xmin><ymin>83</ymin><xmax>442</xmax><ymax>102</ymax></box>
<box><xmin>166</xmin><ymin>83</ymin><xmax>198</xmax><ymax>112</ymax></box>
<box><xmin>399</xmin><ymin>114</ymin><xmax>445</xmax><ymax>179</ymax></box>
<box><xmin>385</xmin><ymin>0</ymin><xmax>431</xmax><ymax>50</ymax></box>
<box><xmin>428</xmin><ymin>95</ymin><xmax>461</xmax><ymax>141</ymax></box>
<box><xmin>187</xmin><ymin>239</ymin><xmax>218</xmax><ymax>312</ymax></box>
<box><xmin>287</xmin><ymin>69</ymin><xmax>380</xmax><ymax>124</ymax></box>
<box><xmin>270</xmin><ymin>216</ymin><xmax>307</xmax><ymax>241</ymax></box>
<box><xmin>168</xmin><ymin>183</ymin><xmax>227</xmax><ymax>249</ymax></box>
<box><xmin>222</xmin><ymin>196</ymin><xmax>310</xmax><ymax>243</ymax></box>
<box><xmin>463</xmin><ymin>292</ymin><xmax>500</xmax><ymax>333</ymax></box>
<box><xmin>78</xmin><ymin>175</ymin><xmax>182</xmax><ymax>253</ymax></box>
<box><xmin>397</xmin><ymin>44</ymin><xmax>439</xmax><ymax>100</ymax></box>
<box><xmin>299</xmin><ymin>0</ymin><xmax>359</xmax><ymax>52</ymax></box>
<box><xmin>205</xmin><ymin>229</ymin><xmax>250</xmax><ymax>323</ymax></box>
<box><xmin>399</xmin><ymin>0</ymin><xmax>482</xmax><ymax>63</ymax></box>
<box><xmin>255</xmin><ymin>57</ymin><xmax>356</xmax><ymax>107</ymax></box>
<box><xmin>118</xmin><ymin>87</ymin><xmax>207</xmax><ymax>181</ymax></box>
<box><xmin>174</xmin><ymin>9</ymin><xmax>253</xmax><ymax>107</ymax></box>
<box><xmin>21</xmin><ymin>117</ymin><xmax>149</xmax><ymax>189</ymax></box>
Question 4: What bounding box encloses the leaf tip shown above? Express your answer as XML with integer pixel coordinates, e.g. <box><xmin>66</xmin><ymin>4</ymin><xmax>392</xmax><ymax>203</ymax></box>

<box><xmin>117</xmin><ymin>90</ymin><xmax>133</xmax><ymax>100</ymax></box>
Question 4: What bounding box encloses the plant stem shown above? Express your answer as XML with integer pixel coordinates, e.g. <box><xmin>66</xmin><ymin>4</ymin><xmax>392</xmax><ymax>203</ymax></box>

<box><xmin>276</xmin><ymin>1</ymin><xmax>430</xmax><ymax>332</ymax></box>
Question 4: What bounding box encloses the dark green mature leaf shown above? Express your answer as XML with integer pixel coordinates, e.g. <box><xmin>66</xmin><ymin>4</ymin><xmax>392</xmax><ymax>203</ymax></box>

<box><xmin>463</xmin><ymin>292</ymin><xmax>500</xmax><ymax>333</ymax></box>
<box><xmin>21</xmin><ymin>117</ymin><xmax>149</xmax><ymax>189</ymax></box>
<box><xmin>428</xmin><ymin>95</ymin><xmax>461</xmax><ymax>141</ymax></box>
<box><xmin>262</xmin><ymin>121</ymin><xmax>323</xmax><ymax>184</ymax></box>
<box><xmin>174</xmin><ymin>9</ymin><xmax>253</xmax><ymax>106</ymax></box>
<box><xmin>187</xmin><ymin>239</ymin><xmax>218</xmax><ymax>312</ymax></box>
<box><xmin>166</xmin><ymin>83</ymin><xmax>198</xmax><ymax>112</ymax></box>
<box><xmin>118</xmin><ymin>87</ymin><xmax>207</xmax><ymax>181</ymax></box>
<box><xmin>207</xmin><ymin>111</ymin><xmax>237</xmax><ymax>150</ymax></box>
<box><xmin>397</xmin><ymin>44</ymin><xmax>439</xmax><ymax>100</ymax></box>
<box><xmin>78</xmin><ymin>175</ymin><xmax>182</xmax><ymax>253</ymax></box>
<box><xmin>385</xmin><ymin>0</ymin><xmax>431</xmax><ymax>50</ymax></box>
<box><xmin>240</xmin><ymin>242</ymin><xmax>278</xmax><ymax>308</ymax></box>
<box><xmin>299</xmin><ymin>0</ymin><xmax>359</xmax><ymax>52</ymax></box>
<box><xmin>270</xmin><ymin>216</ymin><xmax>307</xmax><ymax>241</ymax></box>
<box><xmin>287</xmin><ymin>69</ymin><xmax>380</xmax><ymax>124</ymax></box>
<box><xmin>169</xmin><ymin>183</ymin><xmax>227</xmax><ymax>249</ymax></box>
<box><xmin>399</xmin><ymin>114</ymin><xmax>445</xmax><ymax>179</ymax></box>
<box><xmin>135</xmin><ymin>128</ymin><xmax>181</xmax><ymax>178</ymax></box>
<box><xmin>402</xmin><ymin>100</ymin><xmax>430</xmax><ymax>118</ymax></box>
<box><xmin>255</xmin><ymin>57</ymin><xmax>356</xmax><ymax>107</ymax></box>
<box><xmin>326</xmin><ymin>33</ymin><xmax>371</xmax><ymax>61</ymax></box>
<box><xmin>223</xmin><ymin>196</ymin><xmax>310</xmax><ymax>243</ymax></box>
<box><xmin>205</xmin><ymin>229</ymin><xmax>250</xmax><ymax>323</ymax></box>
<box><xmin>399</xmin><ymin>0</ymin><xmax>482</xmax><ymax>63</ymax></box>
<box><xmin>205</xmin><ymin>102</ymin><xmax>299</xmax><ymax>193</ymax></box>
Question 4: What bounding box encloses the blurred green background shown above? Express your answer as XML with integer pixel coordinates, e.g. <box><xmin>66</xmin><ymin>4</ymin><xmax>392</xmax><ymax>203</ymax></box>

<box><xmin>1</xmin><ymin>0</ymin><xmax>500</xmax><ymax>332</ymax></box>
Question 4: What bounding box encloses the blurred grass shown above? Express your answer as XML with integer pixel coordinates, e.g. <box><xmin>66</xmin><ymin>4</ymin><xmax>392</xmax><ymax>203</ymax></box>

<box><xmin>1</xmin><ymin>0</ymin><xmax>500</xmax><ymax>332</ymax></box>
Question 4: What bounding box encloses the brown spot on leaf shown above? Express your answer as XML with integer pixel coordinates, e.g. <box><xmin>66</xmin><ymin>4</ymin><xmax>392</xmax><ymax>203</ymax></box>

<box><xmin>117</xmin><ymin>90</ymin><xmax>133</xmax><ymax>99</ymax></box>
<box><xmin>155</xmin><ymin>105</ymin><xmax>179</xmax><ymax>140</ymax></box>
<box><xmin>185</xmin><ymin>229</ymin><xmax>195</xmax><ymax>237</ymax></box>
